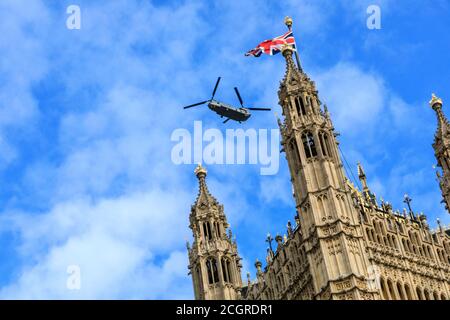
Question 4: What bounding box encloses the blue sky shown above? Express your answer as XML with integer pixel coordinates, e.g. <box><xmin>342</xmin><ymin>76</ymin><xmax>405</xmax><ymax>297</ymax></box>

<box><xmin>0</xmin><ymin>0</ymin><xmax>449</xmax><ymax>299</ymax></box>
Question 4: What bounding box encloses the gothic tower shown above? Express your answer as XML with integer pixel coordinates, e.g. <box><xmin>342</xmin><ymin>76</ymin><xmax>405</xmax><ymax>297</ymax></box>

<box><xmin>430</xmin><ymin>94</ymin><xmax>450</xmax><ymax>215</ymax></box>
<box><xmin>277</xmin><ymin>44</ymin><xmax>378</xmax><ymax>299</ymax></box>
<box><xmin>187</xmin><ymin>164</ymin><xmax>243</xmax><ymax>300</ymax></box>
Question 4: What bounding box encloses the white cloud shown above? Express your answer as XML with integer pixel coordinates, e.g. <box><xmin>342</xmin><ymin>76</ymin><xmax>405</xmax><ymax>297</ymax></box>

<box><xmin>0</xmin><ymin>189</ymin><xmax>193</xmax><ymax>299</ymax></box>
<box><xmin>0</xmin><ymin>0</ymin><xmax>447</xmax><ymax>301</ymax></box>
<box><xmin>313</xmin><ymin>62</ymin><xmax>386</xmax><ymax>135</ymax></box>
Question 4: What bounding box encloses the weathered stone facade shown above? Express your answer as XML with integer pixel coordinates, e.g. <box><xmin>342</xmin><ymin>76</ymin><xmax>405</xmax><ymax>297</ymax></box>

<box><xmin>187</xmin><ymin>36</ymin><xmax>450</xmax><ymax>301</ymax></box>
<box><xmin>187</xmin><ymin>165</ymin><xmax>243</xmax><ymax>300</ymax></box>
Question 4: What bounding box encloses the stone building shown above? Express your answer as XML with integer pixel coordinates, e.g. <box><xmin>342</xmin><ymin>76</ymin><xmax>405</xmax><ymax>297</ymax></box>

<box><xmin>186</xmin><ymin>20</ymin><xmax>450</xmax><ymax>300</ymax></box>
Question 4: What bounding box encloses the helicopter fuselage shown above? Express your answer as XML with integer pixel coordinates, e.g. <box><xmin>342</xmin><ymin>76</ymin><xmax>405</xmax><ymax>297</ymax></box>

<box><xmin>208</xmin><ymin>100</ymin><xmax>251</xmax><ymax>122</ymax></box>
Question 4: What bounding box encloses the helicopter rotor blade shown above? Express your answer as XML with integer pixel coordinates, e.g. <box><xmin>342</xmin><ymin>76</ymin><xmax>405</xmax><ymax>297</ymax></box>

<box><xmin>247</xmin><ymin>107</ymin><xmax>271</xmax><ymax>111</ymax></box>
<box><xmin>184</xmin><ymin>101</ymin><xmax>208</xmax><ymax>109</ymax></box>
<box><xmin>234</xmin><ymin>87</ymin><xmax>244</xmax><ymax>107</ymax></box>
<box><xmin>211</xmin><ymin>77</ymin><xmax>221</xmax><ymax>100</ymax></box>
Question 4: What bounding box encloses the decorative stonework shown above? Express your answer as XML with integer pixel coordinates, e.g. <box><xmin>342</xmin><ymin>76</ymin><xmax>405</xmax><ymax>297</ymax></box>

<box><xmin>188</xmin><ymin>20</ymin><xmax>450</xmax><ymax>301</ymax></box>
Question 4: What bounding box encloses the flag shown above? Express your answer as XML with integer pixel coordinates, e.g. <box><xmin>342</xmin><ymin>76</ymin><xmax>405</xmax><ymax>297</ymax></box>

<box><xmin>245</xmin><ymin>30</ymin><xmax>296</xmax><ymax>57</ymax></box>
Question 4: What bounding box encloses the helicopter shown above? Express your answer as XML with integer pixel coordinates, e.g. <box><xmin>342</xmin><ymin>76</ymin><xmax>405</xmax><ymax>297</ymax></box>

<box><xmin>183</xmin><ymin>77</ymin><xmax>271</xmax><ymax>123</ymax></box>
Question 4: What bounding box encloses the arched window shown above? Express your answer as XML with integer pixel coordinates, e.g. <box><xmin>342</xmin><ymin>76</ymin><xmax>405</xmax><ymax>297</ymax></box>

<box><xmin>397</xmin><ymin>282</ymin><xmax>405</xmax><ymax>300</ymax></box>
<box><xmin>206</xmin><ymin>258</ymin><xmax>219</xmax><ymax>284</ymax></box>
<box><xmin>215</xmin><ymin>222</ymin><xmax>221</xmax><ymax>238</ymax></box>
<box><xmin>319</xmin><ymin>132</ymin><xmax>331</xmax><ymax>157</ymax></box>
<box><xmin>444</xmin><ymin>242</ymin><xmax>450</xmax><ymax>255</ymax></box>
<box><xmin>392</xmin><ymin>236</ymin><xmax>398</xmax><ymax>249</ymax></box>
<box><xmin>221</xmin><ymin>258</ymin><xmax>233</xmax><ymax>283</ymax></box>
<box><xmin>366</xmin><ymin>228</ymin><xmax>373</xmax><ymax>242</ymax></box>
<box><xmin>207</xmin><ymin>222</ymin><xmax>212</xmax><ymax>240</ymax></box>
<box><xmin>397</xmin><ymin>221</ymin><xmax>404</xmax><ymax>233</ymax></box>
<box><xmin>380</xmin><ymin>278</ymin><xmax>389</xmax><ymax>300</ymax></box>
<box><xmin>203</xmin><ymin>222</ymin><xmax>212</xmax><ymax>241</ymax></box>
<box><xmin>295</xmin><ymin>97</ymin><xmax>306</xmax><ymax>116</ymax></box>
<box><xmin>427</xmin><ymin>246</ymin><xmax>433</xmax><ymax>260</ymax></box>
<box><xmin>302</xmin><ymin>132</ymin><xmax>317</xmax><ymax>158</ymax></box>
<box><xmin>387</xmin><ymin>280</ymin><xmax>396</xmax><ymax>300</ymax></box>
<box><xmin>226</xmin><ymin>260</ymin><xmax>233</xmax><ymax>283</ymax></box>
<box><xmin>404</xmin><ymin>284</ymin><xmax>413</xmax><ymax>300</ymax></box>
<box><xmin>416</xmin><ymin>287</ymin><xmax>424</xmax><ymax>300</ymax></box>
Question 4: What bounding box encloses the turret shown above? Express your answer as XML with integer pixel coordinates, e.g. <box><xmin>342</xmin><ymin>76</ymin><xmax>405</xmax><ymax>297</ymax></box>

<box><xmin>276</xmin><ymin>17</ymin><xmax>378</xmax><ymax>300</ymax></box>
<box><xmin>430</xmin><ymin>94</ymin><xmax>450</xmax><ymax>214</ymax></box>
<box><xmin>187</xmin><ymin>164</ymin><xmax>243</xmax><ymax>300</ymax></box>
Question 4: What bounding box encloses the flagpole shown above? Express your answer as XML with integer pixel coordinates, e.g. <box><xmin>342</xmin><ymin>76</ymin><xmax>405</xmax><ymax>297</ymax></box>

<box><xmin>284</xmin><ymin>16</ymin><xmax>303</xmax><ymax>72</ymax></box>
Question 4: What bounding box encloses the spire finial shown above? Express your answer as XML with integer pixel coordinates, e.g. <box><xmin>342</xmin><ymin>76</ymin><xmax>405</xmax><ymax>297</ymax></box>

<box><xmin>430</xmin><ymin>93</ymin><xmax>443</xmax><ymax>110</ymax></box>
<box><xmin>357</xmin><ymin>162</ymin><xmax>365</xmax><ymax>178</ymax></box>
<box><xmin>265</xmin><ymin>233</ymin><xmax>274</xmax><ymax>253</ymax></box>
<box><xmin>357</xmin><ymin>162</ymin><xmax>372</xmax><ymax>199</ymax></box>
<box><xmin>284</xmin><ymin>16</ymin><xmax>293</xmax><ymax>28</ymax></box>
<box><xmin>437</xmin><ymin>218</ymin><xmax>443</xmax><ymax>232</ymax></box>
<box><xmin>282</xmin><ymin>16</ymin><xmax>303</xmax><ymax>72</ymax></box>
<box><xmin>194</xmin><ymin>163</ymin><xmax>207</xmax><ymax>178</ymax></box>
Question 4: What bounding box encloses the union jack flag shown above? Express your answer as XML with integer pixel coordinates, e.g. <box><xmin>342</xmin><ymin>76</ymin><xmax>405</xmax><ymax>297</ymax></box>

<box><xmin>245</xmin><ymin>31</ymin><xmax>296</xmax><ymax>57</ymax></box>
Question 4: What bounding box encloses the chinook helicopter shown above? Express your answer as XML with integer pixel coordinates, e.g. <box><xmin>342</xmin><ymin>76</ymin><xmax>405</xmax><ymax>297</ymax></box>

<box><xmin>183</xmin><ymin>77</ymin><xmax>271</xmax><ymax>123</ymax></box>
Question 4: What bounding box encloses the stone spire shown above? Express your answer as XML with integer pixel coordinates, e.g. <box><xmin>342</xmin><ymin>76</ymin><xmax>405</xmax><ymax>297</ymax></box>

<box><xmin>357</xmin><ymin>162</ymin><xmax>368</xmax><ymax>190</ymax></box>
<box><xmin>430</xmin><ymin>94</ymin><xmax>449</xmax><ymax>137</ymax></box>
<box><xmin>357</xmin><ymin>162</ymin><xmax>377</xmax><ymax>205</ymax></box>
<box><xmin>430</xmin><ymin>94</ymin><xmax>450</xmax><ymax>214</ymax></box>
<box><xmin>276</xmin><ymin>15</ymin><xmax>378</xmax><ymax>299</ymax></box>
<box><xmin>193</xmin><ymin>164</ymin><xmax>218</xmax><ymax>209</ymax></box>
<box><xmin>281</xmin><ymin>45</ymin><xmax>302</xmax><ymax>86</ymax></box>
<box><xmin>188</xmin><ymin>165</ymin><xmax>243</xmax><ymax>300</ymax></box>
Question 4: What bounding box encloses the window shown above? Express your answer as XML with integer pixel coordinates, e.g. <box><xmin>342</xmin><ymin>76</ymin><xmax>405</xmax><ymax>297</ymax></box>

<box><xmin>215</xmin><ymin>222</ymin><xmax>221</xmax><ymax>238</ymax></box>
<box><xmin>294</xmin><ymin>97</ymin><xmax>307</xmax><ymax>116</ymax></box>
<box><xmin>397</xmin><ymin>282</ymin><xmax>405</xmax><ymax>300</ymax></box>
<box><xmin>387</xmin><ymin>280</ymin><xmax>396</xmax><ymax>300</ymax></box>
<box><xmin>206</xmin><ymin>258</ymin><xmax>219</xmax><ymax>284</ymax></box>
<box><xmin>380</xmin><ymin>278</ymin><xmax>388</xmax><ymax>299</ymax></box>
<box><xmin>319</xmin><ymin>132</ymin><xmax>331</xmax><ymax>157</ymax></box>
<box><xmin>302</xmin><ymin>132</ymin><xmax>317</xmax><ymax>158</ymax></box>
<box><xmin>203</xmin><ymin>222</ymin><xmax>213</xmax><ymax>241</ymax></box>
<box><xmin>221</xmin><ymin>258</ymin><xmax>233</xmax><ymax>283</ymax></box>
<box><xmin>404</xmin><ymin>284</ymin><xmax>413</xmax><ymax>300</ymax></box>
<box><xmin>416</xmin><ymin>287</ymin><xmax>424</xmax><ymax>300</ymax></box>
